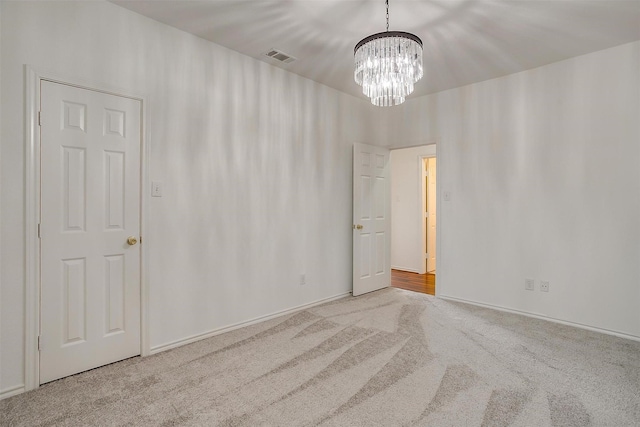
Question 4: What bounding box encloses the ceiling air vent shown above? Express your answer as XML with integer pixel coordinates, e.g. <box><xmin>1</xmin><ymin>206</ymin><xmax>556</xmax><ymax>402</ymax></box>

<box><xmin>264</xmin><ymin>49</ymin><xmax>296</xmax><ymax>64</ymax></box>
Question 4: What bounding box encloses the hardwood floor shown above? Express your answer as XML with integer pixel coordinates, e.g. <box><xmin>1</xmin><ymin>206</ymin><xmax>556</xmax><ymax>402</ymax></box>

<box><xmin>391</xmin><ymin>269</ymin><xmax>435</xmax><ymax>295</ymax></box>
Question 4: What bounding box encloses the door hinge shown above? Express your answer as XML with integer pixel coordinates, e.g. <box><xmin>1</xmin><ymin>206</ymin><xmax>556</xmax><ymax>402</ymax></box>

<box><xmin>139</xmin><ymin>236</ymin><xmax>142</xmax><ymax>244</ymax></box>
<box><xmin>37</xmin><ymin>223</ymin><xmax>41</xmax><ymax>238</ymax></box>
<box><xmin>38</xmin><ymin>111</ymin><xmax>41</xmax><ymax>126</ymax></box>
<box><xmin>37</xmin><ymin>336</ymin><xmax>41</xmax><ymax>351</ymax></box>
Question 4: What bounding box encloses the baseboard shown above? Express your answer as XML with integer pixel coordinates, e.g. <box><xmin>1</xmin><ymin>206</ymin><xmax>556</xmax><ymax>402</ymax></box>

<box><xmin>391</xmin><ymin>266</ymin><xmax>420</xmax><ymax>274</ymax></box>
<box><xmin>439</xmin><ymin>294</ymin><xmax>640</xmax><ymax>343</ymax></box>
<box><xmin>0</xmin><ymin>384</ymin><xmax>26</xmax><ymax>401</ymax></box>
<box><xmin>150</xmin><ymin>292</ymin><xmax>352</xmax><ymax>355</ymax></box>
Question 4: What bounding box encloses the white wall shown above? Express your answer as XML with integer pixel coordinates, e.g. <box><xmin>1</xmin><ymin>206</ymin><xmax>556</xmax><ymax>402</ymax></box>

<box><xmin>388</xmin><ymin>41</ymin><xmax>640</xmax><ymax>339</ymax></box>
<box><xmin>2</xmin><ymin>0</ymin><xmax>638</xmax><ymax>400</ymax></box>
<box><xmin>0</xmin><ymin>1</ymin><xmax>386</xmax><ymax>396</ymax></box>
<box><xmin>390</xmin><ymin>145</ymin><xmax>436</xmax><ymax>273</ymax></box>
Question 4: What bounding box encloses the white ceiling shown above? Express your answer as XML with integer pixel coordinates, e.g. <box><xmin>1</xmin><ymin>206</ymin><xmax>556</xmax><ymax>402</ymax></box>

<box><xmin>112</xmin><ymin>0</ymin><xmax>640</xmax><ymax>100</ymax></box>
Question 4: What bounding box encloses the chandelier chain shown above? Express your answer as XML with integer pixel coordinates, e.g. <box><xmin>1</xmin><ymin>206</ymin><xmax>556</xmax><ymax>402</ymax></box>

<box><xmin>386</xmin><ymin>0</ymin><xmax>389</xmax><ymax>32</ymax></box>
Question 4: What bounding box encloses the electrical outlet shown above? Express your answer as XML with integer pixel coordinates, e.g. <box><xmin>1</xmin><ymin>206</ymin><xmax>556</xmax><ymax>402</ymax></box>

<box><xmin>525</xmin><ymin>278</ymin><xmax>535</xmax><ymax>291</ymax></box>
<box><xmin>300</xmin><ymin>274</ymin><xmax>306</xmax><ymax>286</ymax></box>
<box><xmin>540</xmin><ymin>281</ymin><xmax>549</xmax><ymax>292</ymax></box>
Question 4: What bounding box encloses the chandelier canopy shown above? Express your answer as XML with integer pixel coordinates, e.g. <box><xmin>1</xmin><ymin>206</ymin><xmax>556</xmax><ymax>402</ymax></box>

<box><xmin>354</xmin><ymin>0</ymin><xmax>423</xmax><ymax>107</ymax></box>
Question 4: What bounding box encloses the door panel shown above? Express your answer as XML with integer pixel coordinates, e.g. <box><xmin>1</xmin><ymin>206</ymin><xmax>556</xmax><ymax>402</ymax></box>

<box><xmin>105</xmin><ymin>254</ymin><xmax>126</xmax><ymax>335</ymax></box>
<box><xmin>62</xmin><ymin>258</ymin><xmax>87</xmax><ymax>344</ymax></box>
<box><xmin>353</xmin><ymin>143</ymin><xmax>390</xmax><ymax>296</ymax></box>
<box><xmin>105</xmin><ymin>151</ymin><xmax>125</xmax><ymax>229</ymax></box>
<box><xmin>39</xmin><ymin>81</ymin><xmax>141</xmax><ymax>384</ymax></box>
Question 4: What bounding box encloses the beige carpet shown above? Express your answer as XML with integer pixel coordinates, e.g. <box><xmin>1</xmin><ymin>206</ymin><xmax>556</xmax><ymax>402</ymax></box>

<box><xmin>2</xmin><ymin>288</ymin><xmax>639</xmax><ymax>426</ymax></box>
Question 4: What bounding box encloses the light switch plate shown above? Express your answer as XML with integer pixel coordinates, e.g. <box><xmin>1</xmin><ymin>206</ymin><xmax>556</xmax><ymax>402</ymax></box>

<box><xmin>151</xmin><ymin>181</ymin><xmax>163</xmax><ymax>197</ymax></box>
<box><xmin>525</xmin><ymin>278</ymin><xmax>535</xmax><ymax>291</ymax></box>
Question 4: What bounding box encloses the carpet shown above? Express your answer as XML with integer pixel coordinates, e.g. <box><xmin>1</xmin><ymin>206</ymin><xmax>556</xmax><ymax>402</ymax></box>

<box><xmin>2</xmin><ymin>288</ymin><xmax>639</xmax><ymax>426</ymax></box>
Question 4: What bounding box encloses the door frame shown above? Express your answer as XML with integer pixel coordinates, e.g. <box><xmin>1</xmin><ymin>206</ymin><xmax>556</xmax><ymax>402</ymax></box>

<box><xmin>24</xmin><ymin>65</ymin><xmax>150</xmax><ymax>391</ymax></box>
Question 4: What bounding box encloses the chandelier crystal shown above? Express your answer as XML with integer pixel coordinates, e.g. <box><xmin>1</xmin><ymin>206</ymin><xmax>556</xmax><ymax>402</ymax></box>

<box><xmin>354</xmin><ymin>1</ymin><xmax>423</xmax><ymax>107</ymax></box>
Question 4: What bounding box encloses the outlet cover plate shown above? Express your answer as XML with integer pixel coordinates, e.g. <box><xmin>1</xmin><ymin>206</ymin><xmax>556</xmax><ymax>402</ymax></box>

<box><xmin>540</xmin><ymin>281</ymin><xmax>549</xmax><ymax>292</ymax></box>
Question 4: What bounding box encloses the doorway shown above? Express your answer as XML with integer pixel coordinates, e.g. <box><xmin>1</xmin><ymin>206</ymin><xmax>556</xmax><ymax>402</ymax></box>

<box><xmin>389</xmin><ymin>145</ymin><xmax>437</xmax><ymax>296</ymax></box>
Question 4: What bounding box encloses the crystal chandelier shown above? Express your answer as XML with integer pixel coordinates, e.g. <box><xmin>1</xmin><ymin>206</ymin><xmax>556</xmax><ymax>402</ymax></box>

<box><xmin>354</xmin><ymin>0</ymin><xmax>423</xmax><ymax>106</ymax></box>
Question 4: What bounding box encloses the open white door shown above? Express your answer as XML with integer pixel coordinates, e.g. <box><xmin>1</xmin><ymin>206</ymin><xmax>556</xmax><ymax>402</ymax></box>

<box><xmin>353</xmin><ymin>143</ymin><xmax>391</xmax><ymax>296</ymax></box>
<box><xmin>39</xmin><ymin>81</ymin><xmax>141</xmax><ymax>383</ymax></box>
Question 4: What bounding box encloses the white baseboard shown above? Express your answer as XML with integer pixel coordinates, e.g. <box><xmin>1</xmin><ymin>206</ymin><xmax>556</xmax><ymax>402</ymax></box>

<box><xmin>0</xmin><ymin>384</ymin><xmax>26</xmax><ymax>401</ymax></box>
<box><xmin>439</xmin><ymin>294</ymin><xmax>640</xmax><ymax>343</ymax></box>
<box><xmin>391</xmin><ymin>266</ymin><xmax>420</xmax><ymax>274</ymax></box>
<box><xmin>150</xmin><ymin>292</ymin><xmax>352</xmax><ymax>355</ymax></box>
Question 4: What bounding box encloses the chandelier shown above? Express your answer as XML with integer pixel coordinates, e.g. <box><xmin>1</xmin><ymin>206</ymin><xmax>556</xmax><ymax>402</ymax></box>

<box><xmin>354</xmin><ymin>0</ymin><xmax>423</xmax><ymax>106</ymax></box>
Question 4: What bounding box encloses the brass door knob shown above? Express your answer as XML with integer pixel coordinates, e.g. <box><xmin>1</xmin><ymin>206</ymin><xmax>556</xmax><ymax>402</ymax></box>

<box><xmin>353</xmin><ymin>224</ymin><xmax>363</xmax><ymax>230</ymax></box>
<box><xmin>127</xmin><ymin>236</ymin><xmax>138</xmax><ymax>246</ymax></box>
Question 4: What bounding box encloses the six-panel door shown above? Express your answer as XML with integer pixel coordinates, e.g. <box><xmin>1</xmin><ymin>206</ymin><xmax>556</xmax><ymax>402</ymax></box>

<box><xmin>39</xmin><ymin>81</ymin><xmax>141</xmax><ymax>384</ymax></box>
<box><xmin>353</xmin><ymin>143</ymin><xmax>390</xmax><ymax>296</ymax></box>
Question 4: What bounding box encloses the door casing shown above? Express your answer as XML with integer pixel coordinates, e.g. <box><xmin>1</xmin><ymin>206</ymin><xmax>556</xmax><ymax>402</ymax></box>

<box><xmin>24</xmin><ymin>65</ymin><xmax>150</xmax><ymax>391</ymax></box>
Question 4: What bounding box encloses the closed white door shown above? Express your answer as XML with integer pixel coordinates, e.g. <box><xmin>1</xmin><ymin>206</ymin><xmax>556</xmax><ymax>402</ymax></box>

<box><xmin>39</xmin><ymin>81</ymin><xmax>141</xmax><ymax>384</ymax></box>
<box><xmin>427</xmin><ymin>158</ymin><xmax>437</xmax><ymax>272</ymax></box>
<box><xmin>353</xmin><ymin>143</ymin><xmax>390</xmax><ymax>296</ymax></box>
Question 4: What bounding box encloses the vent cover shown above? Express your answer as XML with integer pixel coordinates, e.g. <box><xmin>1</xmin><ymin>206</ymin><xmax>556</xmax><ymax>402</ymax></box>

<box><xmin>264</xmin><ymin>49</ymin><xmax>296</xmax><ymax>64</ymax></box>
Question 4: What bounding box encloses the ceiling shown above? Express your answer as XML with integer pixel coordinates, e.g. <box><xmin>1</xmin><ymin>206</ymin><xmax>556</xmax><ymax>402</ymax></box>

<box><xmin>112</xmin><ymin>0</ymin><xmax>640</xmax><ymax>101</ymax></box>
